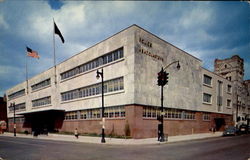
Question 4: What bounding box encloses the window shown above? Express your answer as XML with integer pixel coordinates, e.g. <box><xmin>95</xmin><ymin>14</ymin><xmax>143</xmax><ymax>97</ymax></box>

<box><xmin>96</xmin><ymin>85</ymin><xmax>100</xmax><ymax>95</ymax></box>
<box><xmin>227</xmin><ymin>85</ymin><xmax>232</xmax><ymax>93</ymax></box>
<box><xmin>8</xmin><ymin>89</ymin><xmax>25</xmax><ymax>100</ymax></box>
<box><xmin>108</xmin><ymin>54</ymin><xmax>112</xmax><ymax>63</ymax></box>
<box><xmin>114</xmin><ymin>51</ymin><xmax>119</xmax><ymax>60</ymax></box>
<box><xmin>32</xmin><ymin>96</ymin><xmax>51</xmax><ymax>107</ymax></box>
<box><xmin>8</xmin><ymin>103</ymin><xmax>26</xmax><ymax>112</ymax></box>
<box><xmin>60</xmin><ymin>47</ymin><xmax>124</xmax><ymax>80</ymax></box>
<box><xmin>203</xmin><ymin>93</ymin><xmax>212</xmax><ymax>103</ymax></box>
<box><xmin>88</xmin><ymin>88</ymin><xmax>92</xmax><ymax>96</ymax></box>
<box><xmin>142</xmin><ymin>107</ymin><xmax>194</xmax><ymax>120</ymax></box>
<box><xmin>92</xmin><ymin>87</ymin><xmax>96</xmax><ymax>95</ymax></box>
<box><xmin>79</xmin><ymin>106</ymin><xmax>125</xmax><ymax>119</ymax></box>
<box><xmin>203</xmin><ymin>113</ymin><xmax>210</xmax><ymax>121</ymax></box>
<box><xmin>184</xmin><ymin>111</ymin><xmax>195</xmax><ymax>120</ymax></box>
<box><xmin>227</xmin><ymin>99</ymin><xmax>231</xmax><ymax>107</ymax></box>
<box><xmin>203</xmin><ymin>75</ymin><xmax>212</xmax><ymax>86</ymax></box>
<box><xmin>119</xmin><ymin>78</ymin><xmax>124</xmax><ymax>90</ymax></box>
<box><xmin>114</xmin><ymin>80</ymin><xmax>119</xmax><ymax>91</ymax></box>
<box><xmin>108</xmin><ymin>81</ymin><xmax>114</xmax><ymax>92</ymax></box>
<box><xmin>65</xmin><ymin>111</ymin><xmax>78</xmax><ymax>120</ymax></box>
<box><xmin>61</xmin><ymin>77</ymin><xmax>124</xmax><ymax>102</ymax></box>
<box><xmin>217</xmin><ymin>81</ymin><xmax>223</xmax><ymax>106</ymax></box>
<box><xmin>118</xmin><ymin>49</ymin><xmax>124</xmax><ymax>58</ymax></box>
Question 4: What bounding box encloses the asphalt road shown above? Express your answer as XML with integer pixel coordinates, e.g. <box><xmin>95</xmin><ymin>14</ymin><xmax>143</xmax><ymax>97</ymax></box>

<box><xmin>0</xmin><ymin>135</ymin><xmax>249</xmax><ymax>160</ymax></box>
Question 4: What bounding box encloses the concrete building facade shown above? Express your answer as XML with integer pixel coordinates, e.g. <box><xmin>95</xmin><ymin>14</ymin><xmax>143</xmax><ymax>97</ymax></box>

<box><xmin>6</xmin><ymin>25</ymin><xmax>241</xmax><ymax>138</ymax></box>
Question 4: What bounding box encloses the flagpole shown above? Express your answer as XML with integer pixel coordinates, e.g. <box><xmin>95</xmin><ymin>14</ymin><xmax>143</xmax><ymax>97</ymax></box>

<box><xmin>25</xmin><ymin>52</ymin><xmax>29</xmax><ymax>94</ymax></box>
<box><xmin>53</xmin><ymin>18</ymin><xmax>57</xmax><ymax>85</ymax></box>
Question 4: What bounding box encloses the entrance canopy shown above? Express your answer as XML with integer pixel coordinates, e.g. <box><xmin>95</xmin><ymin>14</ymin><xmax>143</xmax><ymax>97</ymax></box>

<box><xmin>16</xmin><ymin>109</ymin><xmax>65</xmax><ymax>133</ymax></box>
<box><xmin>16</xmin><ymin>109</ymin><xmax>65</xmax><ymax>116</ymax></box>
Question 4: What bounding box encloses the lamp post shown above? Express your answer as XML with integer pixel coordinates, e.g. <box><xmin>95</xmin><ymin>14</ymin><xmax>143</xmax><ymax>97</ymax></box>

<box><xmin>96</xmin><ymin>68</ymin><xmax>105</xmax><ymax>143</ymax></box>
<box><xmin>157</xmin><ymin>61</ymin><xmax>180</xmax><ymax>142</ymax></box>
<box><xmin>11</xmin><ymin>102</ymin><xmax>16</xmax><ymax>137</ymax></box>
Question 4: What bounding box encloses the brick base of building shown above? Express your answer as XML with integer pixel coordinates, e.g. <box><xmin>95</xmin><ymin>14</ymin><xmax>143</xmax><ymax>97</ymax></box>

<box><xmin>8</xmin><ymin>105</ymin><xmax>233</xmax><ymax>139</ymax></box>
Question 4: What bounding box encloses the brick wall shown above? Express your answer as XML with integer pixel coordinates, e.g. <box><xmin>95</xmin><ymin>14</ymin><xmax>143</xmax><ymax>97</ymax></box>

<box><xmin>6</xmin><ymin>104</ymin><xmax>233</xmax><ymax>139</ymax></box>
<box><xmin>59</xmin><ymin>119</ymin><xmax>126</xmax><ymax>136</ymax></box>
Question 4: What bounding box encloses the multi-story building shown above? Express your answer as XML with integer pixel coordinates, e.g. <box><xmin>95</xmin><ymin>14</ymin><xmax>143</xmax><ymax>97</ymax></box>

<box><xmin>214</xmin><ymin>55</ymin><xmax>250</xmax><ymax>126</ymax></box>
<box><xmin>6</xmin><ymin>25</ymin><xmax>239</xmax><ymax>138</ymax></box>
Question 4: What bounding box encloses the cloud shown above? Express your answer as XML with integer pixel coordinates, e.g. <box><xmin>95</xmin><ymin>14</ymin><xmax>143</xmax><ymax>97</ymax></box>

<box><xmin>179</xmin><ymin>3</ymin><xmax>214</xmax><ymax>30</ymax></box>
<box><xmin>0</xmin><ymin>14</ymin><xmax>8</xmax><ymax>29</ymax></box>
<box><xmin>15</xmin><ymin>1</ymin><xmax>86</xmax><ymax>46</ymax></box>
<box><xmin>0</xmin><ymin>1</ymin><xmax>249</xmax><ymax>97</ymax></box>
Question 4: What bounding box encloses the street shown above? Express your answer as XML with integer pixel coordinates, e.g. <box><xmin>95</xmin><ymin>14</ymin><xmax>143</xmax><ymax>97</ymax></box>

<box><xmin>0</xmin><ymin>135</ymin><xmax>250</xmax><ymax>160</ymax></box>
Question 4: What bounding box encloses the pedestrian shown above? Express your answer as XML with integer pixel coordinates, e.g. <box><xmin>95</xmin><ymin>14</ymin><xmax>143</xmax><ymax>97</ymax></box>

<box><xmin>33</xmin><ymin>129</ymin><xmax>38</xmax><ymax>137</ymax></box>
<box><xmin>74</xmin><ymin>128</ymin><xmax>79</xmax><ymax>139</ymax></box>
<box><xmin>212</xmin><ymin>125</ymin><xmax>216</xmax><ymax>133</ymax></box>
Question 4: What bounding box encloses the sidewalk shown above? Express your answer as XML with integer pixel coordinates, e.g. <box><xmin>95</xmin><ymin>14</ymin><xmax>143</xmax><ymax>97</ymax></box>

<box><xmin>0</xmin><ymin>132</ymin><xmax>223</xmax><ymax>145</ymax></box>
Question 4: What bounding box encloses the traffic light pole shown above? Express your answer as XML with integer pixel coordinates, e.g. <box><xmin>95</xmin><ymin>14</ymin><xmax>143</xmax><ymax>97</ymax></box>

<box><xmin>160</xmin><ymin>80</ymin><xmax>164</xmax><ymax>142</ymax></box>
<box><xmin>157</xmin><ymin>61</ymin><xmax>180</xmax><ymax>142</ymax></box>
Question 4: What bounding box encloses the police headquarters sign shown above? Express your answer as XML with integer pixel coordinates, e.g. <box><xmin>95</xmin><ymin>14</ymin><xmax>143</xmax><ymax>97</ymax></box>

<box><xmin>137</xmin><ymin>37</ymin><xmax>164</xmax><ymax>62</ymax></box>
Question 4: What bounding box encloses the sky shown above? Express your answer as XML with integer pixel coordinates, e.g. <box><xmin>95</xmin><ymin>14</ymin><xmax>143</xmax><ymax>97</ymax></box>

<box><xmin>0</xmin><ymin>0</ymin><xmax>249</xmax><ymax>97</ymax></box>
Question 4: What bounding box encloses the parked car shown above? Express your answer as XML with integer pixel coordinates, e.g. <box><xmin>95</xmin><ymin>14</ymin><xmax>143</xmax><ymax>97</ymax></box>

<box><xmin>238</xmin><ymin>124</ymin><xmax>248</xmax><ymax>135</ymax></box>
<box><xmin>223</xmin><ymin>126</ymin><xmax>237</xmax><ymax>136</ymax></box>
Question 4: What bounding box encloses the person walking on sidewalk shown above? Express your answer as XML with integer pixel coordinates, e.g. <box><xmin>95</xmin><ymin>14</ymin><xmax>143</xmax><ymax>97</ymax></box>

<box><xmin>74</xmin><ymin>128</ymin><xmax>79</xmax><ymax>139</ymax></box>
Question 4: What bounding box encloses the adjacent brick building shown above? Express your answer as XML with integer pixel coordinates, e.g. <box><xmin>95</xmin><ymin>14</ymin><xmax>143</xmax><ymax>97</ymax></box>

<box><xmin>0</xmin><ymin>96</ymin><xmax>7</xmax><ymax>122</ymax></box>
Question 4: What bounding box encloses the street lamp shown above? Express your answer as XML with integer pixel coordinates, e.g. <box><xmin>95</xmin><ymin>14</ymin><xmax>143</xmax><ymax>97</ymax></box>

<box><xmin>157</xmin><ymin>60</ymin><xmax>180</xmax><ymax>142</ymax></box>
<box><xmin>11</xmin><ymin>102</ymin><xmax>16</xmax><ymax>137</ymax></box>
<box><xmin>96</xmin><ymin>68</ymin><xmax>105</xmax><ymax>143</ymax></box>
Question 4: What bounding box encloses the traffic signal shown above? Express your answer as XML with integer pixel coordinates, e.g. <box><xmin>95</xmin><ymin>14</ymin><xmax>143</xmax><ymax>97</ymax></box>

<box><xmin>157</xmin><ymin>68</ymin><xmax>169</xmax><ymax>86</ymax></box>
<box><xmin>162</xmin><ymin>72</ymin><xmax>169</xmax><ymax>86</ymax></box>
<box><xmin>157</xmin><ymin>70</ymin><xmax>164</xmax><ymax>86</ymax></box>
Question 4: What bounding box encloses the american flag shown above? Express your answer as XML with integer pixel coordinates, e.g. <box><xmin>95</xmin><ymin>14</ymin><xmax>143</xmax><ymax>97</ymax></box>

<box><xmin>26</xmin><ymin>47</ymin><xmax>39</xmax><ymax>59</ymax></box>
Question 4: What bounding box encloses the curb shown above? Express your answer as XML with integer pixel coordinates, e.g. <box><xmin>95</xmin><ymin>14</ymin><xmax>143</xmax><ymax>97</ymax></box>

<box><xmin>0</xmin><ymin>132</ymin><xmax>223</xmax><ymax>145</ymax></box>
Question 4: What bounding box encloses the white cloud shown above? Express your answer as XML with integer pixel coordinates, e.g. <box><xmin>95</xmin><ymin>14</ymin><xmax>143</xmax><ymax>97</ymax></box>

<box><xmin>18</xmin><ymin>2</ymin><xmax>86</xmax><ymax>46</ymax></box>
<box><xmin>179</xmin><ymin>3</ymin><xmax>214</xmax><ymax>30</ymax></box>
<box><xmin>0</xmin><ymin>14</ymin><xmax>8</xmax><ymax>29</ymax></box>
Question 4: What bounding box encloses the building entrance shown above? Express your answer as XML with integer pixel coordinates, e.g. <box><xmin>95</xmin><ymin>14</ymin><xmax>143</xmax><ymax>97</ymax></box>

<box><xmin>214</xmin><ymin>118</ymin><xmax>225</xmax><ymax>131</ymax></box>
<box><xmin>23</xmin><ymin>110</ymin><xmax>64</xmax><ymax>135</ymax></box>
